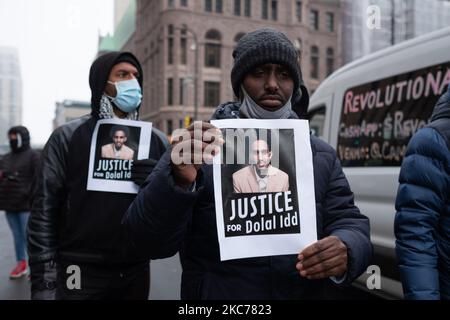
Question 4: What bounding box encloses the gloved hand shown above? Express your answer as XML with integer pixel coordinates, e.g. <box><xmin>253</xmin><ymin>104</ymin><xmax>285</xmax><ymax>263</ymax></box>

<box><xmin>131</xmin><ymin>158</ymin><xmax>159</xmax><ymax>186</ymax></box>
<box><xmin>0</xmin><ymin>170</ymin><xmax>17</xmax><ymax>181</ymax></box>
<box><xmin>30</xmin><ymin>260</ymin><xmax>57</xmax><ymax>300</ymax></box>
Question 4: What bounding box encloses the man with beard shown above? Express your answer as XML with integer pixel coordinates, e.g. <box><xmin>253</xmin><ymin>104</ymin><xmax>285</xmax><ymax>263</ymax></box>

<box><xmin>101</xmin><ymin>126</ymin><xmax>135</xmax><ymax>160</ymax></box>
<box><xmin>28</xmin><ymin>51</ymin><xmax>168</xmax><ymax>300</ymax></box>
<box><xmin>233</xmin><ymin>138</ymin><xmax>289</xmax><ymax>193</ymax></box>
<box><xmin>123</xmin><ymin>28</ymin><xmax>372</xmax><ymax>299</ymax></box>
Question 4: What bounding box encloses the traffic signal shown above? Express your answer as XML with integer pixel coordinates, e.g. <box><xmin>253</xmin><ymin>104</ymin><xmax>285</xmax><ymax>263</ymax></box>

<box><xmin>184</xmin><ymin>116</ymin><xmax>192</xmax><ymax>128</ymax></box>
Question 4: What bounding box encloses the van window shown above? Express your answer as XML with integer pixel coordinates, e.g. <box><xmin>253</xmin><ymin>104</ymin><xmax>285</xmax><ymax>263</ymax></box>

<box><xmin>308</xmin><ymin>106</ymin><xmax>325</xmax><ymax>137</ymax></box>
<box><xmin>338</xmin><ymin>61</ymin><xmax>450</xmax><ymax>167</ymax></box>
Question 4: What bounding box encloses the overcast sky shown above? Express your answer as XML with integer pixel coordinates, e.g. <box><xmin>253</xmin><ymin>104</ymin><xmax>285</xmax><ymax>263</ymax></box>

<box><xmin>0</xmin><ymin>0</ymin><xmax>114</xmax><ymax>144</ymax></box>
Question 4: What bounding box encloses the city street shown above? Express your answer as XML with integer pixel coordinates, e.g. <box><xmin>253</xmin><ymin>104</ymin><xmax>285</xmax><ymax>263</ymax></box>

<box><xmin>0</xmin><ymin>211</ymin><xmax>182</xmax><ymax>300</ymax></box>
<box><xmin>0</xmin><ymin>212</ymin><xmax>30</xmax><ymax>300</ymax></box>
<box><xmin>0</xmin><ymin>210</ymin><xmax>380</xmax><ymax>300</ymax></box>
<box><xmin>1</xmin><ymin>0</ymin><xmax>449</xmax><ymax>303</ymax></box>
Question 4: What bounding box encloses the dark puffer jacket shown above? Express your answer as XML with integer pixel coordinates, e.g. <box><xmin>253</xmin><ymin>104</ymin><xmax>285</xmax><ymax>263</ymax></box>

<box><xmin>27</xmin><ymin>52</ymin><xmax>169</xmax><ymax>297</ymax></box>
<box><xmin>0</xmin><ymin>126</ymin><xmax>40</xmax><ymax>212</ymax></box>
<box><xmin>123</xmin><ymin>102</ymin><xmax>372</xmax><ymax>299</ymax></box>
<box><xmin>395</xmin><ymin>85</ymin><xmax>450</xmax><ymax>300</ymax></box>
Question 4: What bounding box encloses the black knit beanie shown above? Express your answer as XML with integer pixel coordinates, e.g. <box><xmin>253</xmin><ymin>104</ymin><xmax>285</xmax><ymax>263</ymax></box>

<box><xmin>231</xmin><ymin>28</ymin><xmax>309</xmax><ymax>118</ymax></box>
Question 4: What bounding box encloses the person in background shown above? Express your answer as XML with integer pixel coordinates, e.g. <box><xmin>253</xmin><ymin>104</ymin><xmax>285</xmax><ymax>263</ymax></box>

<box><xmin>395</xmin><ymin>84</ymin><xmax>450</xmax><ymax>300</ymax></box>
<box><xmin>0</xmin><ymin>126</ymin><xmax>39</xmax><ymax>279</ymax></box>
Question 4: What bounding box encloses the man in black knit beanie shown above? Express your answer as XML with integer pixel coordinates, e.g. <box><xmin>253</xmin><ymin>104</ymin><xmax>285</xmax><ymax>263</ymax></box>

<box><xmin>124</xmin><ymin>28</ymin><xmax>372</xmax><ymax>299</ymax></box>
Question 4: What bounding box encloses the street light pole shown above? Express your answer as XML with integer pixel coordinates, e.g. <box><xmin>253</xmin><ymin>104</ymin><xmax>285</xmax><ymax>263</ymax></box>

<box><xmin>178</xmin><ymin>25</ymin><xmax>199</xmax><ymax>121</ymax></box>
<box><xmin>186</xmin><ymin>26</ymin><xmax>199</xmax><ymax>121</ymax></box>
<box><xmin>391</xmin><ymin>0</ymin><xmax>396</xmax><ymax>45</ymax></box>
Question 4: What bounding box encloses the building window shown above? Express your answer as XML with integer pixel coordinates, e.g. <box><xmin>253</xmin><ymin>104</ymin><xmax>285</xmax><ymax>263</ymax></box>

<box><xmin>262</xmin><ymin>0</ymin><xmax>268</xmax><ymax>19</ymax></box>
<box><xmin>310</xmin><ymin>9</ymin><xmax>319</xmax><ymax>31</ymax></box>
<box><xmin>180</xmin><ymin>28</ymin><xmax>187</xmax><ymax>65</ymax></box>
<box><xmin>326</xmin><ymin>47</ymin><xmax>334</xmax><ymax>76</ymax></box>
<box><xmin>216</xmin><ymin>0</ymin><xmax>223</xmax><ymax>13</ymax></box>
<box><xmin>294</xmin><ymin>38</ymin><xmax>302</xmax><ymax>63</ymax></box>
<box><xmin>9</xmin><ymin>80</ymin><xmax>16</xmax><ymax>102</ymax></box>
<box><xmin>296</xmin><ymin>1</ymin><xmax>302</xmax><ymax>22</ymax></box>
<box><xmin>234</xmin><ymin>32</ymin><xmax>245</xmax><ymax>43</ymax></box>
<box><xmin>205</xmin><ymin>0</ymin><xmax>212</xmax><ymax>12</ymax></box>
<box><xmin>234</xmin><ymin>32</ymin><xmax>245</xmax><ymax>49</ymax></box>
<box><xmin>205</xmin><ymin>0</ymin><xmax>222</xmax><ymax>14</ymax></box>
<box><xmin>271</xmin><ymin>1</ymin><xmax>278</xmax><ymax>20</ymax></box>
<box><xmin>167</xmin><ymin>120</ymin><xmax>173</xmax><ymax>135</ymax></box>
<box><xmin>168</xmin><ymin>25</ymin><xmax>174</xmax><ymax>64</ymax></box>
<box><xmin>308</xmin><ymin>106</ymin><xmax>326</xmax><ymax>138</ymax></box>
<box><xmin>311</xmin><ymin>46</ymin><xmax>319</xmax><ymax>79</ymax></box>
<box><xmin>326</xmin><ymin>12</ymin><xmax>334</xmax><ymax>32</ymax></box>
<box><xmin>180</xmin><ymin>0</ymin><xmax>188</xmax><ymax>7</ymax></box>
<box><xmin>204</xmin><ymin>29</ymin><xmax>222</xmax><ymax>68</ymax></box>
<box><xmin>234</xmin><ymin>0</ymin><xmax>241</xmax><ymax>16</ymax></box>
<box><xmin>168</xmin><ymin>0</ymin><xmax>175</xmax><ymax>8</ymax></box>
<box><xmin>179</xmin><ymin>78</ymin><xmax>185</xmax><ymax>105</ymax></box>
<box><xmin>204</xmin><ymin>81</ymin><xmax>220</xmax><ymax>107</ymax></box>
<box><xmin>168</xmin><ymin>78</ymin><xmax>174</xmax><ymax>105</ymax></box>
<box><xmin>244</xmin><ymin>0</ymin><xmax>251</xmax><ymax>17</ymax></box>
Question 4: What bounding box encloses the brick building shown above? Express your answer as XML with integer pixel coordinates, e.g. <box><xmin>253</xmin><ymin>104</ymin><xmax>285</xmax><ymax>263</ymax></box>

<box><xmin>108</xmin><ymin>0</ymin><xmax>341</xmax><ymax>134</ymax></box>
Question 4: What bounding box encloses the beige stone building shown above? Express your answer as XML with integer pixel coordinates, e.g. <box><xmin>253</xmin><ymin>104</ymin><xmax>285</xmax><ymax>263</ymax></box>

<box><xmin>118</xmin><ymin>0</ymin><xmax>341</xmax><ymax>134</ymax></box>
<box><xmin>53</xmin><ymin>100</ymin><xmax>91</xmax><ymax>130</ymax></box>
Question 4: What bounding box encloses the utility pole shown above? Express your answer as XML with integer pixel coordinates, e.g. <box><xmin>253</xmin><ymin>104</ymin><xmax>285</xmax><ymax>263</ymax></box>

<box><xmin>177</xmin><ymin>25</ymin><xmax>199</xmax><ymax>121</ymax></box>
<box><xmin>391</xmin><ymin>0</ymin><xmax>396</xmax><ymax>45</ymax></box>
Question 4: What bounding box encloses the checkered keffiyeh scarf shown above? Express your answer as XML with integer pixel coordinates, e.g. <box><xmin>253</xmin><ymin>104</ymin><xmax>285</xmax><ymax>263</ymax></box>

<box><xmin>98</xmin><ymin>94</ymin><xmax>138</xmax><ymax>120</ymax></box>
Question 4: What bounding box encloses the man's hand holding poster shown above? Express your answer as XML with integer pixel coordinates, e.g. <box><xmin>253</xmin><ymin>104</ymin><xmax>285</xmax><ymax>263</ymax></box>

<box><xmin>87</xmin><ymin>119</ymin><xmax>152</xmax><ymax>194</ymax></box>
<box><xmin>211</xmin><ymin>119</ymin><xmax>317</xmax><ymax>261</ymax></box>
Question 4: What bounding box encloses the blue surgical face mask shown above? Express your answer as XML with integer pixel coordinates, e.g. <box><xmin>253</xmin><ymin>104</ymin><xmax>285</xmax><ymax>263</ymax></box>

<box><xmin>107</xmin><ymin>78</ymin><xmax>142</xmax><ymax>113</ymax></box>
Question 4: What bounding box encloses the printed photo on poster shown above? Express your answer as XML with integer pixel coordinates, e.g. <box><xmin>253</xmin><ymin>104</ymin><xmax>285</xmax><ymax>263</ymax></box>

<box><xmin>223</xmin><ymin>129</ymin><xmax>299</xmax><ymax>237</ymax></box>
<box><xmin>87</xmin><ymin>119</ymin><xmax>152</xmax><ymax>194</ymax></box>
<box><xmin>211</xmin><ymin>119</ymin><xmax>317</xmax><ymax>261</ymax></box>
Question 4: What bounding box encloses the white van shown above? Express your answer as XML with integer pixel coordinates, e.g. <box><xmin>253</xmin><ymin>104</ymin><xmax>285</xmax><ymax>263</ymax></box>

<box><xmin>308</xmin><ymin>26</ymin><xmax>450</xmax><ymax>299</ymax></box>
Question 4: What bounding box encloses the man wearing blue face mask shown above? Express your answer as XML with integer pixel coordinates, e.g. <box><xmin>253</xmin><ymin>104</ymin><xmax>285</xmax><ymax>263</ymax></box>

<box><xmin>28</xmin><ymin>51</ymin><xmax>169</xmax><ymax>300</ymax></box>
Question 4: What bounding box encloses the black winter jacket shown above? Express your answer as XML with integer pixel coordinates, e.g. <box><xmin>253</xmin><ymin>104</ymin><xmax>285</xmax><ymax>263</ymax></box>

<box><xmin>123</xmin><ymin>102</ymin><xmax>372</xmax><ymax>299</ymax></box>
<box><xmin>0</xmin><ymin>126</ymin><xmax>40</xmax><ymax>212</ymax></box>
<box><xmin>28</xmin><ymin>114</ymin><xmax>168</xmax><ymax>263</ymax></box>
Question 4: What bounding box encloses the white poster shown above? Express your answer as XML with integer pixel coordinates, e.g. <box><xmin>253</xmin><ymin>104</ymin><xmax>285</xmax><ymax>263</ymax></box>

<box><xmin>210</xmin><ymin>119</ymin><xmax>317</xmax><ymax>261</ymax></box>
<box><xmin>87</xmin><ymin>119</ymin><xmax>152</xmax><ymax>194</ymax></box>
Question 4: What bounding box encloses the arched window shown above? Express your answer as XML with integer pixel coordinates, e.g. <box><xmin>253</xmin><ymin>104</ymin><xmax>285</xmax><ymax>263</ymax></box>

<box><xmin>310</xmin><ymin>45</ymin><xmax>319</xmax><ymax>79</ymax></box>
<box><xmin>180</xmin><ymin>27</ymin><xmax>188</xmax><ymax>65</ymax></box>
<box><xmin>205</xmin><ymin>29</ymin><xmax>222</xmax><ymax>68</ymax></box>
<box><xmin>326</xmin><ymin>47</ymin><xmax>334</xmax><ymax>76</ymax></box>
<box><xmin>294</xmin><ymin>38</ymin><xmax>302</xmax><ymax>63</ymax></box>
<box><xmin>234</xmin><ymin>32</ymin><xmax>246</xmax><ymax>43</ymax></box>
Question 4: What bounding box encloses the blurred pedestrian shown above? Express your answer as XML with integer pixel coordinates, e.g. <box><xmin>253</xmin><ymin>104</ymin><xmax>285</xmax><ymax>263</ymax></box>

<box><xmin>28</xmin><ymin>51</ymin><xmax>169</xmax><ymax>300</ymax></box>
<box><xmin>0</xmin><ymin>126</ymin><xmax>39</xmax><ymax>279</ymax></box>
<box><xmin>395</xmin><ymin>84</ymin><xmax>450</xmax><ymax>300</ymax></box>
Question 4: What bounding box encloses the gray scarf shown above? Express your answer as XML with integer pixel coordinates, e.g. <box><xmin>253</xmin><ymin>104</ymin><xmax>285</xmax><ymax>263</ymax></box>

<box><xmin>98</xmin><ymin>94</ymin><xmax>138</xmax><ymax>120</ymax></box>
<box><xmin>239</xmin><ymin>87</ymin><xmax>292</xmax><ymax>119</ymax></box>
